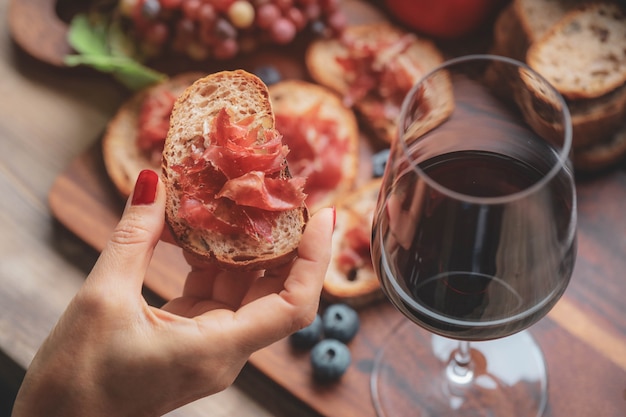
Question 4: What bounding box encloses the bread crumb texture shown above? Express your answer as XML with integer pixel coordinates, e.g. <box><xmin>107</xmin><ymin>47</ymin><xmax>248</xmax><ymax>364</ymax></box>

<box><xmin>527</xmin><ymin>2</ymin><xmax>626</xmax><ymax>99</ymax></box>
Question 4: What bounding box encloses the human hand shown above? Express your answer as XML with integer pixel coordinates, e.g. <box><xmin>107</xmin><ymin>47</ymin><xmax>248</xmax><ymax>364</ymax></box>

<box><xmin>12</xmin><ymin>170</ymin><xmax>334</xmax><ymax>417</ymax></box>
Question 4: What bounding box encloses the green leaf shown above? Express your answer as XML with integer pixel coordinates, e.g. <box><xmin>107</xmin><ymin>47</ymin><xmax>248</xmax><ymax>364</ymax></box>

<box><xmin>112</xmin><ymin>62</ymin><xmax>168</xmax><ymax>90</ymax></box>
<box><xmin>107</xmin><ymin>17</ymin><xmax>139</xmax><ymax>59</ymax></box>
<box><xmin>64</xmin><ymin>54</ymin><xmax>167</xmax><ymax>90</ymax></box>
<box><xmin>64</xmin><ymin>12</ymin><xmax>167</xmax><ymax>90</ymax></box>
<box><xmin>66</xmin><ymin>13</ymin><xmax>109</xmax><ymax>56</ymax></box>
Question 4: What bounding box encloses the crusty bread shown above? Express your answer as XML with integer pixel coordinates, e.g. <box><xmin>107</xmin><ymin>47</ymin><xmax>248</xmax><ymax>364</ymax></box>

<box><xmin>527</xmin><ymin>2</ymin><xmax>626</xmax><ymax>100</ymax></box>
<box><xmin>573</xmin><ymin>122</ymin><xmax>626</xmax><ymax>171</ymax></box>
<box><xmin>491</xmin><ymin>2</ymin><xmax>530</xmax><ymax>61</ymax></box>
<box><xmin>513</xmin><ymin>0</ymin><xmax>586</xmax><ymax>43</ymax></box>
<box><xmin>161</xmin><ymin>70</ymin><xmax>308</xmax><ymax>270</ymax></box>
<box><xmin>102</xmin><ymin>72</ymin><xmax>204</xmax><ymax>197</ymax></box>
<box><xmin>306</xmin><ymin>23</ymin><xmax>445</xmax><ymax>144</ymax></box>
<box><xmin>269</xmin><ymin>80</ymin><xmax>360</xmax><ymax>214</ymax></box>
<box><xmin>491</xmin><ymin>2</ymin><xmax>626</xmax><ymax>153</ymax></box>
<box><xmin>323</xmin><ymin>179</ymin><xmax>384</xmax><ymax>308</ymax></box>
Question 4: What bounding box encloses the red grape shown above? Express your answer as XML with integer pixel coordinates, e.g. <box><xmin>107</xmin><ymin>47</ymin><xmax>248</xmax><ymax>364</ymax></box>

<box><xmin>256</xmin><ymin>3</ymin><xmax>281</xmax><ymax>29</ymax></box>
<box><xmin>270</xmin><ymin>17</ymin><xmax>296</xmax><ymax>44</ymax></box>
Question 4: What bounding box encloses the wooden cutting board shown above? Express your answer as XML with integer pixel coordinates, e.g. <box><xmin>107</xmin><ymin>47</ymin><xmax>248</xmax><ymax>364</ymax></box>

<box><xmin>48</xmin><ymin>142</ymin><xmax>626</xmax><ymax>416</ymax></box>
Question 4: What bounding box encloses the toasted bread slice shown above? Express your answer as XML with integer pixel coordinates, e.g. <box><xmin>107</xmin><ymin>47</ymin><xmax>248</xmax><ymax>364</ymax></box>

<box><xmin>527</xmin><ymin>2</ymin><xmax>626</xmax><ymax>100</ymax></box>
<box><xmin>323</xmin><ymin>179</ymin><xmax>384</xmax><ymax>308</ymax></box>
<box><xmin>574</xmin><ymin>122</ymin><xmax>626</xmax><ymax>171</ymax></box>
<box><xmin>269</xmin><ymin>80</ymin><xmax>360</xmax><ymax>214</ymax></box>
<box><xmin>306</xmin><ymin>23</ymin><xmax>444</xmax><ymax>144</ymax></box>
<box><xmin>102</xmin><ymin>72</ymin><xmax>204</xmax><ymax>197</ymax></box>
<box><xmin>491</xmin><ymin>3</ymin><xmax>626</xmax><ymax>149</ymax></box>
<box><xmin>513</xmin><ymin>0</ymin><xmax>586</xmax><ymax>43</ymax></box>
<box><xmin>161</xmin><ymin>70</ymin><xmax>308</xmax><ymax>270</ymax></box>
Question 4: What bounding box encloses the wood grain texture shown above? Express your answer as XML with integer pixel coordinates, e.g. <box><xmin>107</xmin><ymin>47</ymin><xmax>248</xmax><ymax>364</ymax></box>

<box><xmin>48</xmin><ymin>131</ymin><xmax>626</xmax><ymax>417</ymax></box>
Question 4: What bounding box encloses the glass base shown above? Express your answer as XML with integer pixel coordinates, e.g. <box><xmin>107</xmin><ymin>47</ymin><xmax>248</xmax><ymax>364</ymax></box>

<box><xmin>371</xmin><ymin>320</ymin><xmax>547</xmax><ymax>417</ymax></box>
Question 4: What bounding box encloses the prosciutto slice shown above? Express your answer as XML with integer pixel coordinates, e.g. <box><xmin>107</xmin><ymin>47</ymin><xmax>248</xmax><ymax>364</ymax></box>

<box><xmin>172</xmin><ymin>108</ymin><xmax>306</xmax><ymax>241</ymax></box>
<box><xmin>275</xmin><ymin>103</ymin><xmax>349</xmax><ymax>207</ymax></box>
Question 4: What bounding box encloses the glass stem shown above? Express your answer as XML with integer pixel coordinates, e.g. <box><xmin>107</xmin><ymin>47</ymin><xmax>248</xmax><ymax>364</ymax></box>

<box><xmin>446</xmin><ymin>341</ymin><xmax>474</xmax><ymax>386</ymax></box>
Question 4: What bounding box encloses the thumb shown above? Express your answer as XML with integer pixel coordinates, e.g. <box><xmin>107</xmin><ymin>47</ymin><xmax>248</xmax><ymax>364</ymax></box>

<box><xmin>88</xmin><ymin>169</ymin><xmax>166</xmax><ymax>294</ymax></box>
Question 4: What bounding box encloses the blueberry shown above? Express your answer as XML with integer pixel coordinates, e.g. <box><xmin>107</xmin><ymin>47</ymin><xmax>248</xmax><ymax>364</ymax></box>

<box><xmin>372</xmin><ymin>148</ymin><xmax>390</xmax><ymax>178</ymax></box>
<box><xmin>322</xmin><ymin>303</ymin><xmax>360</xmax><ymax>343</ymax></box>
<box><xmin>289</xmin><ymin>314</ymin><xmax>323</xmax><ymax>349</ymax></box>
<box><xmin>310</xmin><ymin>339</ymin><xmax>351</xmax><ymax>381</ymax></box>
<box><xmin>253</xmin><ymin>65</ymin><xmax>282</xmax><ymax>86</ymax></box>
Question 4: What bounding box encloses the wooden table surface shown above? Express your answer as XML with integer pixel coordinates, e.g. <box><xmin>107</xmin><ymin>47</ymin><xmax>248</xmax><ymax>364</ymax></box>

<box><xmin>1</xmin><ymin>0</ymin><xmax>626</xmax><ymax>416</ymax></box>
<box><xmin>0</xmin><ymin>1</ymin><xmax>318</xmax><ymax>415</ymax></box>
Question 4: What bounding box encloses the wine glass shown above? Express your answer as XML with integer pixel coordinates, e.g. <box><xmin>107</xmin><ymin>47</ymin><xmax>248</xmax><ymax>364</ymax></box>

<box><xmin>370</xmin><ymin>54</ymin><xmax>576</xmax><ymax>417</ymax></box>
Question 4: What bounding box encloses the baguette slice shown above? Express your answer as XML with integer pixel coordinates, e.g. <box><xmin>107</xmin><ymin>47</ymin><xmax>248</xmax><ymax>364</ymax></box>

<box><xmin>527</xmin><ymin>2</ymin><xmax>626</xmax><ymax>100</ymax></box>
<box><xmin>491</xmin><ymin>3</ymin><xmax>626</xmax><ymax>149</ymax></box>
<box><xmin>306</xmin><ymin>23</ymin><xmax>444</xmax><ymax>144</ymax></box>
<box><xmin>103</xmin><ymin>72</ymin><xmax>204</xmax><ymax>197</ymax></box>
<box><xmin>162</xmin><ymin>70</ymin><xmax>308</xmax><ymax>270</ymax></box>
<box><xmin>573</xmin><ymin>122</ymin><xmax>626</xmax><ymax>171</ymax></box>
<box><xmin>513</xmin><ymin>0</ymin><xmax>586</xmax><ymax>43</ymax></box>
<box><xmin>323</xmin><ymin>179</ymin><xmax>385</xmax><ymax>308</ymax></box>
<box><xmin>269</xmin><ymin>80</ymin><xmax>360</xmax><ymax>214</ymax></box>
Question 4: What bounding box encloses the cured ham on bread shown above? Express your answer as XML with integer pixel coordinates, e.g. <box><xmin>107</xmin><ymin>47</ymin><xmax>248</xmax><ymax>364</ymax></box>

<box><xmin>161</xmin><ymin>70</ymin><xmax>308</xmax><ymax>270</ymax></box>
<box><xmin>102</xmin><ymin>72</ymin><xmax>204</xmax><ymax>197</ymax></box>
<box><xmin>269</xmin><ymin>80</ymin><xmax>360</xmax><ymax>214</ymax></box>
<box><xmin>323</xmin><ymin>179</ymin><xmax>385</xmax><ymax>308</ymax></box>
<box><xmin>306</xmin><ymin>23</ymin><xmax>445</xmax><ymax>144</ymax></box>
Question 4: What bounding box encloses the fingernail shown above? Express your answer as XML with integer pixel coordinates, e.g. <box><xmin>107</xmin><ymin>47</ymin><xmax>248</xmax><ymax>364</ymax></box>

<box><xmin>131</xmin><ymin>170</ymin><xmax>158</xmax><ymax>206</ymax></box>
<box><xmin>332</xmin><ymin>206</ymin><xmax>336</xmax><ymax>231</ymax></box>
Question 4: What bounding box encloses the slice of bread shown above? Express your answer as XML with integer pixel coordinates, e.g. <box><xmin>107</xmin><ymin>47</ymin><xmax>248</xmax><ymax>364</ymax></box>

<box><xmin>305</xmin><ymin>23</ymin><xmax>444</xmax><ymax>144</ymax></box>
<box><xmin>161</xmin><ymin>70</ymin><xmax>308</xmax><ymax>270</ymax></box>
<box><xmin>323</xmin><ymin>179</ymin><xmax>385</xmax><ymax>308</ymax></box>
<box><xmin>513</xmin><ymin>0</ymin><xmax>587</xmax><ymax>43</ymax></box>
<box><xmin>527</xmin><ymin>2</ymin><xmax>626</xmax><ymax>100</ymax></box>
<box><xmin>491</xmin><ymin>3</ymin><xmax>626</xmax><ymax>151</ymax></box>
<box><xmin>573</xmin><ymin>122</ymin><xmax>626</xmax><ymax>171</ymax></box>
<box><xmin>269</xmin><ymin>80</ymin><xmax>360</xmax><ymax>214</ymax></box>
<box><xmin>102</xmin><ymin>72</ymin><xmax>204</xmax><ymax>197</ymax></box>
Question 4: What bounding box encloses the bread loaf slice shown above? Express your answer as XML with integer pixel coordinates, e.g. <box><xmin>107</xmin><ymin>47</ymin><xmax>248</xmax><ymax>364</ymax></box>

<box><xmin>491</xmin><ymin>3</ymin><xmax>626</xmax><ymax>150</ymax></box>
<box><xmin>162</xmin><ymin>70</ymin><xmax>308</xmax><ymax>270</ymax></box>
<box><xmin>323</xmin><ymin>179</ymin><xmax>385</xmax><ymax>308</ymax></box>
<box><xmin>102</xmin><ymin>72</ymin><xmax>204</xmax><ymax>197</ymax></box>
<box><xmin>269</xmin><ymin>80</ymin><xmax>360</xmax><ymax>214</ymax></box>
<box><xmin>513</xmin><ymin>0</ymin><xmax>586</xmax><ymax>43</ymax></box>
<box><xmin>527</xmin><ymin>2</ymin><xmax>626</xmax><ymax>100</ymax></box>
<box><xmin>306</xmin><ymin>23</ymin><xmax>444</xmax><ymax>144</ymax></box>
<box><xmin>573</xmin><ymin>122</ymin><xmax>626</xmax><ymax>171</ymax></box>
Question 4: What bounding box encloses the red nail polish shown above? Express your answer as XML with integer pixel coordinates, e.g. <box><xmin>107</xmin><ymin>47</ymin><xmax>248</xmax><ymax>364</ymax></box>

<box><xmin>131</xmin><ymin>170</ymin><xmax>158</xmax><ymax>206</ymax></box>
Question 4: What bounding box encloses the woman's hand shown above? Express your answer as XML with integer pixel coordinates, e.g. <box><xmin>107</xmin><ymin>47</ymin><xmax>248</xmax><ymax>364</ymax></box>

<box><xmin>12</xmin><ymin>170</ymin><xmax>334</xmax><ymax>417</ymax></box>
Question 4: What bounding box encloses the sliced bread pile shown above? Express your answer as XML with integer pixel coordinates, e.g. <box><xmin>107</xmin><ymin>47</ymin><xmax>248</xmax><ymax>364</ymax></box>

<box><xmin>492</xmin><ymin>0</ymin><xmax>626</xmax><ymax>171</ymax></box>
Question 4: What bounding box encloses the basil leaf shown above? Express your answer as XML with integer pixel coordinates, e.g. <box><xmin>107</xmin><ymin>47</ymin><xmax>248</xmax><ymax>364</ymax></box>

<box><xmin>64</xmin><ymin>54</ymin><xmax>167</xmax><ymax>90</ymax></box>
<box><xmin>64</xmin><ymin>12</ymin><xmax>167</xmax><ymax>91</ymax></box>
<box><xmin>66</xmin><ymin>14</ymin><xmax>109</xmax><ymax>56</ymax></box>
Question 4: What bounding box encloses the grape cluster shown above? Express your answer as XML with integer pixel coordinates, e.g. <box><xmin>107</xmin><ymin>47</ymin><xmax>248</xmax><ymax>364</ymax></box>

<box><xmin>119</xmin><ymin>0</ymin><xmax>347</xmax><ymax>60</ymax></box>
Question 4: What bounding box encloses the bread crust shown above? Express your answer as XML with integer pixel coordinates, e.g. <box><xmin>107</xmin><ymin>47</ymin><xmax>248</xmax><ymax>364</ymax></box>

<box><xmin>323</xmin><ymin>179</ymin><xmax>385</xmax><ymax>308</ymax></box>
<box><xmin>268</xmin><ymin>80</ymin><xmax>360</xmax><ymax>213</ymax></box>
<box><xmin>526</xmin><ymin>2</ymin><xmax>626</xmax><ymax>100</ymax></box>
<box><xmin>513</xmin><ymin>0</ymin><xmax>587</xmax><ymax>43</ymax></box>
<box><xmin>491</xmin><ymin>2</ymin><xmax>626</xmax><ymax>158</ymax></box>
<box><xmin>306</xmin><ymin>23</ymin><xmax>445</xmax><ymax>144</ymax></box>
<box><xmin>161</xmin><ymin>70</ymin><xmax>308</xmax><ymax>271</ymax></box>
<box><xmin>102</xmin><ymin>72</ymin><xmax>205</xmax><ymax>197</ymax></box>
<box><xmin>573</xmin><ymin>123</ymin><xmax>626</xmax><ymax>171</ymax></box>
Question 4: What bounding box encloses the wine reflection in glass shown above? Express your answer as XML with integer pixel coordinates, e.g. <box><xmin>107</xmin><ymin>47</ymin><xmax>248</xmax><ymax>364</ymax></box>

<box><xmin>370</xmin><ymin>55</ymin><xmax>576</xmax><ymax>417</ymax></box>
